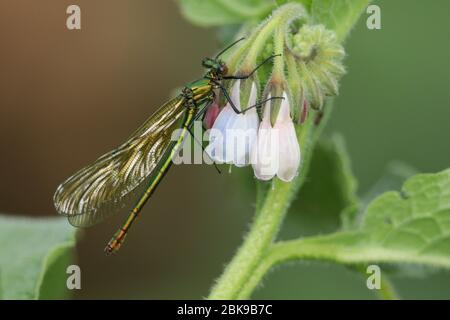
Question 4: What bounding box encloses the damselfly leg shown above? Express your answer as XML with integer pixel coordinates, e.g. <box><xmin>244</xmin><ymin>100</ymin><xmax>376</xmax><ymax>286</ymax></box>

<box><xmin>216</xmin><ymin>54</ymin><xmax>283</xmax><ymax>114</ymax></box>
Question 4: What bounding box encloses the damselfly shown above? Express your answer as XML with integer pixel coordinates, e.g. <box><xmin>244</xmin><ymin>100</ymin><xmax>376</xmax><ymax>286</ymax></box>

<box><xmin>54</xmin><ymin>39</ymin><xmax>277</xmax><ymax>254</ymax></box>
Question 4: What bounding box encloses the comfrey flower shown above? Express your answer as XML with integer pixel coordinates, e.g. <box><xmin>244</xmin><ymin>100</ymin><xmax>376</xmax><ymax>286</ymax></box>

<box><xmin>203</xmin><ymin>3</ymin><xmax>344</xmax><ymax>182</ymax></box>
<box><xmin>206</xmin><ymin>80</ymin><xmax>259</xmax><ymax>167</ymax></box>
<box><xmin>252</xmin><ymin>92</ymin><xmax>301</xmax><ymax>182</ymax></box>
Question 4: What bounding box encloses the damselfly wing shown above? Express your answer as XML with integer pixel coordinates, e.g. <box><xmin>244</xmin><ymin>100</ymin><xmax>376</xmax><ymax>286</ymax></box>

<box><xmin>54</xmin><ymin>96</ymin><xmax>187</xmax><ymax>228</ymax></box>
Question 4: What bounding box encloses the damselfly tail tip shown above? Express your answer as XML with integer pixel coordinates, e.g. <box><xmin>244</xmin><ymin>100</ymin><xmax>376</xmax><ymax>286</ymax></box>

<box><xmin>104</xmin><ymin>244</ymin><xmax>115</xmax><ymax>256</ymax></box>
<box><xmin>104</xmin><ymin>233</ymin><xmax>127</xmax><ymax>255</ymax></box>
<box><xmin>104</xmin><ymin>242</ymin><xmax>122</xmax><ymax>256</ymax></box>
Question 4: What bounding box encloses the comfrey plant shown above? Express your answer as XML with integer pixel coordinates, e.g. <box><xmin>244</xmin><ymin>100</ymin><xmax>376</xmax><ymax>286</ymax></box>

<box><xmin>195</xmin><ymin>3</ymin><xmax>351</xmax><ymax>298</ymax></box>
<box><xmin>205</xmin><ymin>4</ymin><xmax>344</xmax><ymax>183</ymax></box>
<box><xmin>178</xmin><ymin>0</ymin><xmax>450</xmax><ymax>300</ymax></box>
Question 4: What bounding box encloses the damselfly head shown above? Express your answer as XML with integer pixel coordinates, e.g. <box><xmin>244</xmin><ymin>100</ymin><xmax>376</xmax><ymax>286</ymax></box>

<box><xmin>202</xmin><ymin>38</ymin><xmax>244</xmax><ymax>77</ymax></box>
<box><xmin>202</xmin><ymin>57</ymin><xmax>228</xmax><ymax>79</ymax></box>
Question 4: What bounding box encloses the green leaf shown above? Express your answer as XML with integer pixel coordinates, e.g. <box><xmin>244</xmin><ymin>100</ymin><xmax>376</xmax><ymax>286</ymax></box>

<box><xmin>311</xmin><ymin>0</ymin><xmax>371</xmax><ymax>41</ymax></box>
<box><xmin>0</xmin><ymin>215</ymin><xmax>76</xmax><ymax>299</ymax></box>
<box><xmin>344</xmin><ymin>162</ymin><xmax>417</xmax><ymax>230</ymax></box>
<box><xmin>347</xmin><ymin>162</ymin><xmax>434</xmax><ymax>279</ymax></box>
<box><xmin>177</xmin><ymin>0</ymin><xmax>275</xmax><ymax>26</ymax></box>
<box><xmin>272</xmin><ymin>169</ymin><xmax>450</xmax><ymax>269</ymax></box>
<box><xmin>361</xmin><ymin>162</ymin><xmax>417</xmax><ymax>207</ymax></box>
<box><xmin>326</xmin><ymin>135</ymin><xmax>360</xmax><ymax>229</ymax></box>
<box><xmin>36</xmin><ymin>242</ymin><xmax>75</xmax><ymax>299</ymax></box>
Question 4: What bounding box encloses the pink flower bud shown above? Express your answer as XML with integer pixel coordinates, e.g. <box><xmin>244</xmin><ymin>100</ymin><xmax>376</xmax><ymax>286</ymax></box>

<box><xmin>204</xmin><ymin>101</ymin><xmax>221</xmax><ymax>129</ymax></box>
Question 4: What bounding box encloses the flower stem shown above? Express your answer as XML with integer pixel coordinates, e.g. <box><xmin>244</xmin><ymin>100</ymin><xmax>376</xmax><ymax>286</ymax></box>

<box><xmin>208</xmin><ymin>178</ymin><xmax>300</xmax><ymax>300</ymax></box>
<box><xmin>236</xmin><ymin>235</ymin><xmax>402</xmax><ymax>300</ymax></box>
<box><xmin>240</xmin><ymin>3</ymin><xmax>306</xmax><ymax>73</ymax></box>
<box><xmin>378</xmin><ymin>276</ymin><xmax>400</xmax><ymax>300</ymax></box>
<box><xmin>240</xmin><ymin>17</ymin><xmax>278</xmax><ymax>73</ymax></box>
<box><xmin>272</xmin><ymin>23</ymin><xmax>286</xmax><ymax>83</ymax></box>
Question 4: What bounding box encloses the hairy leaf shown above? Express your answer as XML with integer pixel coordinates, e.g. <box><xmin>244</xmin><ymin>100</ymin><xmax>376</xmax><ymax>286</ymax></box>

<box><xmin>272</xmin><ymin>169</ymin><xmax>450</xmax><ymax>269</ymax></box>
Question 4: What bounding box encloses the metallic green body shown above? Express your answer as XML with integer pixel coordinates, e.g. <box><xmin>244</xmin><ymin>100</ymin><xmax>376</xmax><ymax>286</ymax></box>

<box><xmin>105</xmin><ymin>82</ymin><xmax>215</xmax><ymax>253</ymax></box>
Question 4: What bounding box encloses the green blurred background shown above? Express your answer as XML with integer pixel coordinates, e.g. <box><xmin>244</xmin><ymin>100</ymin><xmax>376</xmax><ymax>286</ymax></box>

<box><xmin>0</xmin><ymin>0</ymin><xmax>449</xmax><ymax>299</ymax></box>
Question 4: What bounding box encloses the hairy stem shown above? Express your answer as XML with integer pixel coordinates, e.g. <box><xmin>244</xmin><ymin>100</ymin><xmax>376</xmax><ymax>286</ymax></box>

<box><xmin>378</xmin><ymin>275</ymin><xmax>400</xmax><ymax>300</ymax></box>
<box><xmin>240</xmin><ymin>3</ymin><xmax>306</xmax><ymax>73</ymax></box>
<box><xmin>208</xmin><ymin>178</ymin><xmax>300</xmax><ymax>299</ymax></box>
<box><xmin>272</xmin><ymin>24</ymin><xmax>286</xmax><ymax>82</ymax></box>
<box><xmin>240</xmin><ymin>17</ymin><xmax>278</xmax><ymax>72</ymax></box>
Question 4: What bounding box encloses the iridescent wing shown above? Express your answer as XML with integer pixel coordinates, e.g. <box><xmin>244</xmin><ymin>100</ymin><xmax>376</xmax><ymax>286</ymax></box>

<box><xmin>54</xmin><ymin>96</ymin><xmax>187</xmax><ymax>227</ymax></box>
